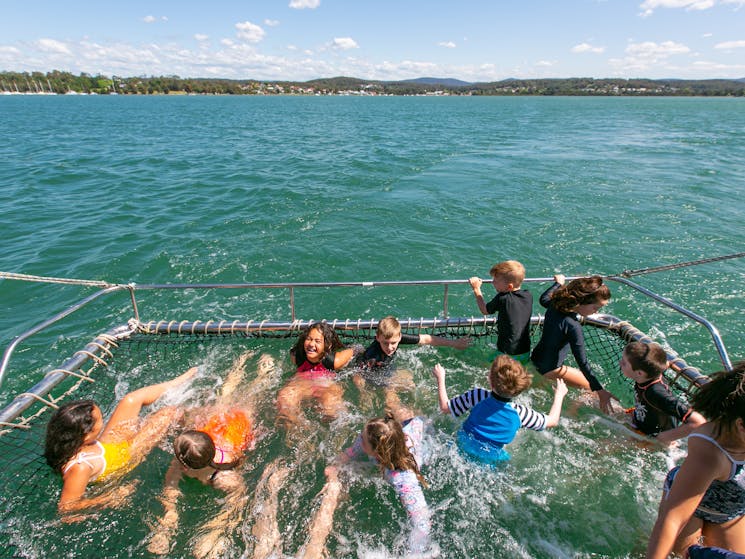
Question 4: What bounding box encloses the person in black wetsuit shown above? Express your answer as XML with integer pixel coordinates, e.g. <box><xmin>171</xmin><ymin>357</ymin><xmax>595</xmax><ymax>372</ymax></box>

<box><xmin>530</xmin><ymin>274</ymin><xmax>617</xmax><ymax>414</ymax></box>
<box><xmin>620</xmin><ymin>340</ymin><xmax>705</xmax><ymax>444</ymax></box>
<box><xmin>354</xmin><ymin>316</ymin><xmax>470</xmax><ymax>411</ymax></box>
<box><xmin>468</xmin><ymin>259</ymin><xmax>533</xmax><ymax>366</ymax></box>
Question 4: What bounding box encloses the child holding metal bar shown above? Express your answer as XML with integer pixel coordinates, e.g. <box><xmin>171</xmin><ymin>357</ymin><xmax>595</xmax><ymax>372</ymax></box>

<box><xmin>468</xmin><ymin>259</ymin><xmax>533</xmax><ymax>366</ymax></box>
<box><xmin>530</xmin><ymin>274</ymin><xmax>618</xmax><ymax>414</ymax></box>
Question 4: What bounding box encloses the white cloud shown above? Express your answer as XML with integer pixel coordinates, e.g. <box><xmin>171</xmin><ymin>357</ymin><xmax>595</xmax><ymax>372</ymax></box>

<box><xmin>235</xmin><ymin>21</ymin><xmax>265</xmax><ymax>43</ymax></box>
<box><xmin>536</xmin><ymin>60</ymin><xmax>554</xmax><ymax>67</ymax></box>
<box><xmin>143</xmin><ymin>15</ymin><xmax>156</xmax><ymax>23</ymax></box>
<box><xmin>36</xmin><ymin>38</ymin><xmax>72</xmax><ymax>55</ymax></box>
<box><xmin>609</xmin><ymin>40</ymin><xmax>692</xmax><ymax>75</ymax></box>
<box><xmin>572</xmin><ymin>42</ymin><xmax>605</xmax><ymax>54</ymax></box>
<box><xmin>195</xmin><ymin>34</ymin><xmax>209</xmax><ymax>42</ymax></box>
<box><xmin>715</xmin><ymin>39</ymin><xmax>745</xmax><ymax>48</ymax></box>
<box><xmin>289</xmin><ymin>0</ymin><xmax>320</xmax><ymax>9</ymax></box>
<box><xmin>438</xmin><ymin>41</ymin><xmax>456</xmax><ymax>48</ymax></box>
<box><xmin>638</xmin><ymin>0</ymin><xmax>745</xmax><ymax>16</ymax></box>
<box><xmin>626</xmin><ymin>40</ymin><xmax>690</xmax><ymax>58</ymax></box>
<box><xmin>264</xmin><ymin>19</ymin><xmax>280</xmax><ymax>27</ymax></box>
<box><xmin>332</xmin><ymin>37</ymin><xmax>358</xmax><ymax>50</ymax></box>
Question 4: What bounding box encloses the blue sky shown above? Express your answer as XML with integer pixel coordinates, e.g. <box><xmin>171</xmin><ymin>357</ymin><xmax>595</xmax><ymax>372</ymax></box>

<box><xmin>2</xmin><ymin>0</ymin><xmax>744</xmax><ymax>81</ymax></box>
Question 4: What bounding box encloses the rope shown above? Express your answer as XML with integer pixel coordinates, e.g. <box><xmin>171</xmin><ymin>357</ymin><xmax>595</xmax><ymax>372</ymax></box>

<box><xmin>617</xmin><ymin>252</ymin><xmax>745</xmax><ymax>278</ymax></box>
<box><xmin>0</xmin><ymin>271</ymin><xmax>114</xmax><ymax>288</ymax></box>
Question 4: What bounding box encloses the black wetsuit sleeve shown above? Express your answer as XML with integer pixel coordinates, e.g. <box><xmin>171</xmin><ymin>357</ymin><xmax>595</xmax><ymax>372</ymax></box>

<box><xmin>646</xmin><ymin>384</ymin><xmax>692</xmax><ymax>424</ymax></box>
<box><xmin>323</xmin><ymin>353</ymin><xmax>336</xmax><ymax>371</ymax></box>
<box><xmin>399</xmin><ymin>333</ymin><xmax>421</xmax><ymax>345</ymax></box>
<box><xmin>539</xmin><ymin>283</ymin><xmax>561</xmax><ymax>309</ymax></box>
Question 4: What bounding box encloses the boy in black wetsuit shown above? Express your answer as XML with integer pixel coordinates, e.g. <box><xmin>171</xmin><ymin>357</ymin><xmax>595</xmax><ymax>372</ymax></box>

<box><xmin>620</xmin><ymin>341</ymin><xmax>705</xmax><ymax>445</ymax></box>
<box><xmin>354</xmin><ymin>316</ymin><xmax>470</xmax><ymax>410</ymax></box>
<box><xmin>469</xmin><ymin>260</ymin><xmax>533</xmax><ymax>365</ymax></box>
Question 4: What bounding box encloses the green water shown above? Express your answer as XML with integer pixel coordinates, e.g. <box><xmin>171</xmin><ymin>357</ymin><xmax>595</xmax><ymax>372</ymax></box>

<box><xmin>1</xmin><ymin>95</ymin><xmax>744</xmax><ymax>558</ymax></box>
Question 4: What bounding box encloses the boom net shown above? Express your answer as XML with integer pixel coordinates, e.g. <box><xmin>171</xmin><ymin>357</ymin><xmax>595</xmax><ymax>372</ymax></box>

<box><xmin>0</xmin><ymin>313</ymin><xmax>708</xmax><ymax>558</ymax></box>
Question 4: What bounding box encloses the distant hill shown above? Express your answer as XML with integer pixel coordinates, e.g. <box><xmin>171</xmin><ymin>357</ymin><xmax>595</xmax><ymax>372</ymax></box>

<box><xmin>399</xmin><ymin>77</ymin><xmax>473</xmax><ymax>87</ymax></box>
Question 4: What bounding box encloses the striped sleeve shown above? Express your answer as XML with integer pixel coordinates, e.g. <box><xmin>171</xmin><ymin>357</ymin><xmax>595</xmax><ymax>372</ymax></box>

<box><xmin>514</xmin><ymin>403</ymin><xmax>547</xmax><ymax>431</ymax></box>
<box><xmin>449</xmin><ymin>388</ymin><xmax>490</xmax><ymax>418</ymax></box>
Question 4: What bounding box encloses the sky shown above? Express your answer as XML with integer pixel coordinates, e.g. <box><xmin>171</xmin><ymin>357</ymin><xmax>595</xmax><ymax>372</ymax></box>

<box><xmin>2</xmin><ymin>0</ymin><xmax>745</xmax><ymax>82</ymax></box>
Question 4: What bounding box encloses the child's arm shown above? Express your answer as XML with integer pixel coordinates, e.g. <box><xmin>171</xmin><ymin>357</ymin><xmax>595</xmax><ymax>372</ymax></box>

<box><xmin>431</xmin><ymin>364</ymin><xmax>451</xmax><ymax>414</ymax></box>
<box><xmin>58</xmin><ymin>466</ymin><xmax>136</xmax><ymax>513</ymax></box>
<box><xmin>332</xmin><ymin>348</ymin><xmax>355</xmax><ymax>369</ymax></box>
<box><xmin>655</xmin><ymin>410</ymin><xmax>706</xmax><ymax>446</ymax></box>
<box><xmin>544</xmin><ymin>379</ymin><xmax>569</xmax><ymax>428</ymax></box>
<box><xmin>419</xmin><ymin>334</ymin><xmax>471</xmax><ymax>350</ymax></box>
<box><xmin>147</xmin><ymin>459</ymin><xmax>184</xmax><ymax>555</ymax></box>
<box><xmin>469</xmin><ymin>277</ymin><xmax>490</xmax><ymax>315</ymax></box>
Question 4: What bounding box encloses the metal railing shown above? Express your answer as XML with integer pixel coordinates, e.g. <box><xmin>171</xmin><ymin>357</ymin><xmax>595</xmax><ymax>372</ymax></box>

<box><xmin>0</xmin><ymin>276</ymin><xmax>733</xmax><ymax>394</ymax></box>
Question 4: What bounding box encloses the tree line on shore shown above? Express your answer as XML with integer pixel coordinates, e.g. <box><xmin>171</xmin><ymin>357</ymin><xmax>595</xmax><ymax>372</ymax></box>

<box><xmin>2</xmin><ymin>70</ymin><xmax>744</xmax><ymax>96</ymax></box>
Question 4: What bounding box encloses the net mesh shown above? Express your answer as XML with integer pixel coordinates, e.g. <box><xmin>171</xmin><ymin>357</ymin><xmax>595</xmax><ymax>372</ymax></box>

<box><xmin>0</xmin><ymin>314</ymin><xmax>706</xmax><ymax>558</ymax></box>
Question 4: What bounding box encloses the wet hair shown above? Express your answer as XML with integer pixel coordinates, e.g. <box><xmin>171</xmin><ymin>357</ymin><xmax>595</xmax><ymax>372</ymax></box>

<box><xmin>377</xmin><ymin>316</ymin><xmax>401</xmax><ymax>339</ymax></box>
<box><xmin>489</xmin><ymin>260</ymin><xmax>526</xmax><ymax>287</ymax></box>
<box><xmin>173</xmin><ymin>430</ymin><xmax>215</xmax><ymax>469</ymax></box>
<box><xmin>489</xmin><ymin>354</ymin><xmax>532</xmax><ymax>398</ymax></box>
<box><xmin>691</xmin><ymin>361</ymin><xmax>745</xmax><ymax>437</ymax></box>
<box><xmin>44</xmin><ymin>400</ymin><xmax>98</xmax><ymax>474</ymax></box>
<box><xmin>551</xmin><ymin>275</ymin><xmax>611</xmax><ymax>313</ymax></box>
<box><xmin>364</xmin><ymin>414</ymin><xmax>427</xmax><ymax>488</ymax></box>
<box><xmin>290</xmin><ymin>322</ymin><xmax>344</xmax><ymax>364</ymax></box>
<box><xmin>624</xmin><ymin>341</ymin><xmax>668</xmax><ymax>379</ymax></box>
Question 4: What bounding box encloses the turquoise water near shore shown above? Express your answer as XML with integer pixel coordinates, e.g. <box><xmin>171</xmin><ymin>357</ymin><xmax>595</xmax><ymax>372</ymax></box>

<box><xmin>1</xmin><ymin>95</ymin><xmax>744</xmax><ymax>558</ymax></box>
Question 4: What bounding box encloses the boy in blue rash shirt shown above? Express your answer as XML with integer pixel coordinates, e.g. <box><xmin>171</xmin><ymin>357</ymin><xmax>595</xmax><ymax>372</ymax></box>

<box><xmin>432</xmin><ymin>355</ymin><xmax>567</xmax><ymax>465</ymax></box>
<box><xmin>469</xmin><ymin>260</ymin><xmax>533</xmax><ymax>365</ymax></box>
<box><xmin>620</xmin><ymin>341</ymin><xmax>705</xmax><ymax>445</ymax></box>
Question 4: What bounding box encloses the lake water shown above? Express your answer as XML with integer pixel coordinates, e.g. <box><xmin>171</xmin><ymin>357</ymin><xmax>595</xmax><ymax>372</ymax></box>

<box><xmin>1</xmin><ymin>94</ymin><xmax>744</xmax><ymax>558</ymax></box>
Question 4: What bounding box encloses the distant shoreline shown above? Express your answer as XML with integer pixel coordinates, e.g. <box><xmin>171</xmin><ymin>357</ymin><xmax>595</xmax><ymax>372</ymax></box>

<box><xmin>2</xmin><ymin>71</ymin><xmax>744</xmax><ymax>97</ymax></box>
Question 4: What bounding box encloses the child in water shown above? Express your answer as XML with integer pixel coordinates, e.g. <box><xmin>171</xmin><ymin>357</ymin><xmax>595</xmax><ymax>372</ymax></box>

<box><xmin>468</xmin><ymin>259</ymin><xmax>533</xmax><ymax>365</ymax></box>
<box><xmin>620</xmin><ymin>340</ymin><xmax>705</xmax><ymax>444</ymax></box>
<box><xmin>317</xmin><ymin>406</ymin><xmax>433</xmax><ymax>556</ymax></box>
<box><xmin>149</xmin><ymin>352</ymin><xmax>283</xmax><ymax>559</ymax></box>
<box><xmin>277</xmin><ymin>322</ymin><xmax>356</xmax><ymax>426</ymax></box>
<box><xmin>44</xmin><ymin>367</ymin><xmax>196</xmax><ymax>513</ymax></box>
<box><xmin>354</xmin><ymin>315</ymin><xmax>470</xmax><ymax>412</ymax></box>
<box><xmin>433</xmin><ymin>355</ymin><xmax>567</xmax><ymax>464</ymax></box>
<box><xmin>646</xmin><ymin>361</ymin><xmax>745</xmax><ymax>558</ymax></box>
<box><xmin>530</xmin><ymin>274</ymin><xmax>617</xmax><ymax>413</ymax></box>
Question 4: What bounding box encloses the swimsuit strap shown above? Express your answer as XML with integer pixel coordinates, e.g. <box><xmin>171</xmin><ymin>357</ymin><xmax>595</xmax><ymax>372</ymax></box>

<box><xmin>689</xmin><ymin>433</ymin><xmax>745</xmax><ymax>480</ymax></box>
<box><xmin>62</xmin><ymin>440</ymin><xmax>106</xmax><ymax>477</ymax></box>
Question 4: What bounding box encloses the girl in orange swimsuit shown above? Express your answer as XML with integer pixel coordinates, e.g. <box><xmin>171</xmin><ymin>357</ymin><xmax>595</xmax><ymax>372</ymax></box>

<box><xmin>44</xmin><ymin>367</ymin><xmax>196</xmax><ymax>513</ymax></box>
<box><xmin>148</xmin><ymin>352</ymin><xmax>283</xmax><ymax>558</ymax></box>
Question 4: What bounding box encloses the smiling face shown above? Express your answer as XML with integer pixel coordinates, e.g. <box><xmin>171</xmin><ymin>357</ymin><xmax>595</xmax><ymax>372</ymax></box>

<box><xmin>303</xmin><ymin>326</ymin><xmax>327</xmax><ymax>364</ymax></box>
<box><xmin>575</xmin><ymin>298</ymin><xmax>608</xmax><ymax>317</ymax></box>
<box><xmin>376</xmin><ymin>331</ymin><xmax>403</xmax><ymax>356</ymax></box>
